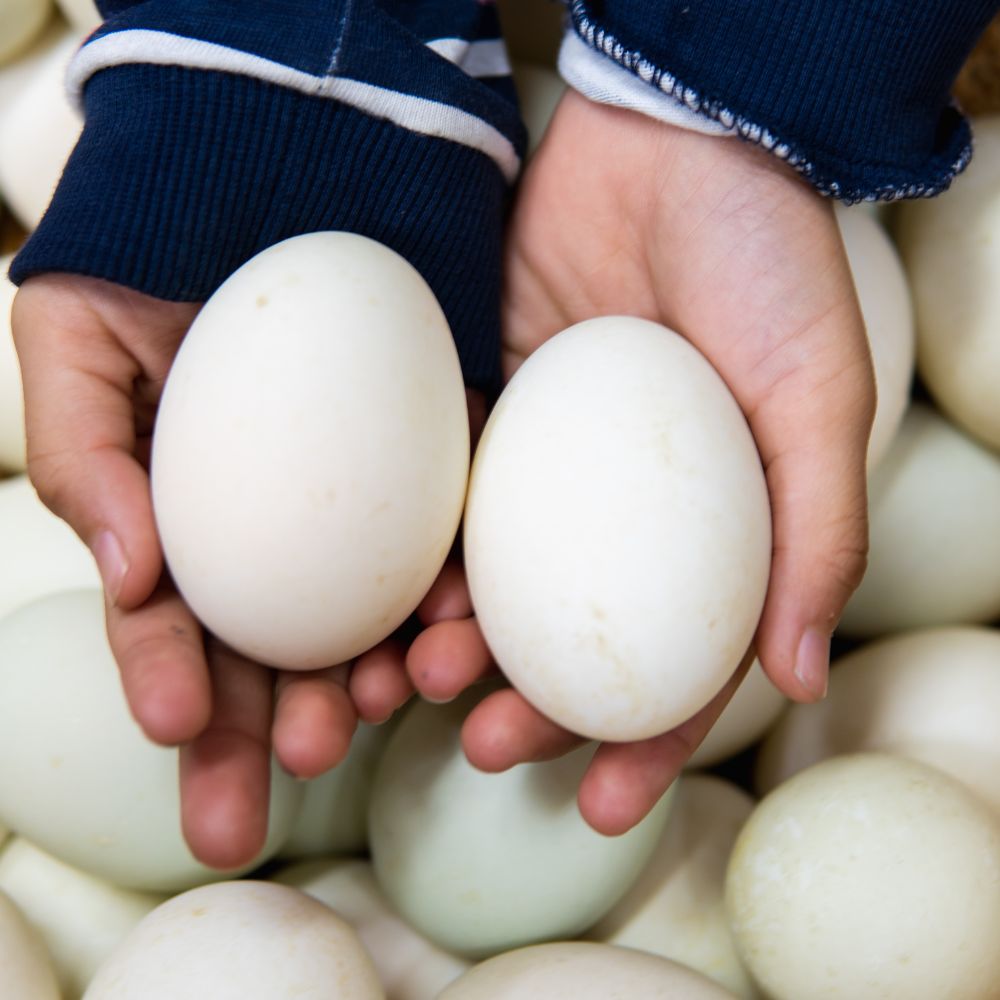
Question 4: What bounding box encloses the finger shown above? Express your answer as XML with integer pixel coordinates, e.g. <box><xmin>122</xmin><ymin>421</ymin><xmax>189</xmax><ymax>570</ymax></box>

<box><xmin>350</xmin><ymin>639</ymin><xmax>415</xmax><ymax>724</ymax></box>
<box><xmin>178</xmin><ymin>641</ymin><xmax>274</xmax><ymax>870</ymax></box>
<box><xmin>273</xmin><ymin>664</ymin><xmax>357</xmax><ymax>777</ymax></box>
<box><xmin>106</xmin><ymin>580</ymin><xmax>212</xmax><ymax>746</ymax></box>
<box><xmin>578</xmin><ymin>651</ymin><xmax>753</xmax><ymax>836</ymax></box>
<box><xmin>416</xmin><ymin>561</ymin><xmax>473</xmax><ymax>623</ymax></box>
<box><xmin>407</xmin><ymin>617</ymin><xmax>495</xmax><ymax>704</ymax></box>
<box><xmin>12</xmin><ymin>276</ymin><xmax>196</xmax><ymax>610</ymax></box>
<box><xmin>461</xmin><ymin>687</ymin><xmax>584</xmax><ymax>771</ymax></box>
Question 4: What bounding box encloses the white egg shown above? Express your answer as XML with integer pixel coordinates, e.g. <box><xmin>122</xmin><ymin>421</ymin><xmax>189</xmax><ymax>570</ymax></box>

<box><xmin>727</xmin><ymin>754</ymin><xmax>1000</xmax><ymax>1000</ymax></box>
<box><xmin>465</xmin><ymin>316</ymin><xmax>771</xmax><ymax>743</ymax></box>
<box><xmin>278</xmin><ymin>720</ymin><xmax>397</xmax><ymax>861</ymax></box>
<box><xmin>895</xmin><ymin>115</ymin><xmax>1000</xmax><ymax>451</ymax></box>
<box><xmin>0</xmin><ymin>837</ymin><xmax>163</xmax><ymax>999</ymax></box>
<box><xmin>0</xmin><ymin>886</ymin><xmax>60</xmax><ymax>1000</ymax></box>
<box><xmin>589</xmin><ymin>776</ymin><xmax>758</xmax><ymax>998</ymax></box>
<box><xmin>832</xmin><ymin>203</ymin><xmax>914</xmax><ymax>470</ymax></box>
<box><xmin>368</xmin><ymin>691</ymin><xmax>674</xmax><ymax>958</ymax></box>
<box><xmin>0</xmin><ymin>254</ymin><xmax>27</xmax><ymax>472</ymax></box>
<box><xmin>0</xmin><ymin>0</ymin><xmax>53</xmax><ymax>66</ymax></box>
<box><xmin>0</xmin><ymin>16</ymin><xmax>69</xmax><ymax>110</ymax></box>
<box><xmin>756</xmin><ymin>626</ymin><xmax>1000</xmax><ymax>812</ymax></box>
<box><xmin>275</xmin><ymin>858</ymin><xmax>470</xmax><ymax>1000</ymax></box>
<box><xmin>687</xmin><ymin>659</ymin><xmax>785</xmax><ymax>770</ymax></box>
<box><xmin>152</xmin><ymin>232</ymin><xmax>469</xmax><ymax>670</ymax></box>
<box><xmin>0</xmin><ymin>31</ymin><xmax>83</xmax><ymax>230</ymax></box>
<box><xmin>82</xmin><ymin>881</ymin><xmax>384</xmax><ymax>1000</ymax></box>
<box><xmin>0</xmin><ymin>475</ymin><xmax>100</xmax><ymax>620</ymax></box>
<box><xmin>838</xmin><ymin>403</ymin><xmax>1000</xmax><ymax>636</ymax></box>
<box><xmin>439</xmin><ymin>942</ymin><xmax>739</xmax><ymax>999</ymax></box>
<box><xmin>0</xmin><ymin>590</ymin><xmax>303</xmax><ymax>891</ymax></box>
<box><xmin>54</xmin><ymin>0</ymin><xmax>98</xmax><ymax>32</ymax></box>
<box><xmin>511</xmin><ymin>63</ymin><xmax>565</xmax><ymax>156</ymax></box>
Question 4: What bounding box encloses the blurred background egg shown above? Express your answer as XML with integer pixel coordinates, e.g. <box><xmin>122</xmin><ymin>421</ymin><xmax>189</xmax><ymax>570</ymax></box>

<box><xmin>368</xmin><ymin>690</ymin><xmax>674</xmax><ymax>958</ymax></box>
<box><xmin>0</xmin><ymin>590</ymin><xmax>303</xmax><ymax>891</ymax></box>
<box><xmin>464</xmin><ymin>316</ymin><xmax>771</xmax><ymax>743</ymax></box>
<box><xmin>0</xmin><ymin>253</ymin><xmax>27</xmax><ymax>472</ymax></box>
<box><xmin>0</xmin><ymin>0</ymin><xmax>54</xmax><ymax>66</ymax></box>
<box><xmin>152</xmin><ymin>232</ymin><xmax>470</xmax><ymax>670</ymax></box>
<box><xmin>0</xmin><ymin>884</ymin><xmax>60</xmax><ymax>999</ymax></box>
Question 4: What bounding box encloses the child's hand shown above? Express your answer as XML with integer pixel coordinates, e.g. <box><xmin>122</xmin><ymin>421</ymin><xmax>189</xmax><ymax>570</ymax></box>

<box><xmin>408</xmin><ymin>90</ymin><xmax>876</xmax><ymax>835</ymax></box>
<box><xmin>11</xmin><ymin>275</ymin><xmax>385</xmax><ymax>868</ymax></box>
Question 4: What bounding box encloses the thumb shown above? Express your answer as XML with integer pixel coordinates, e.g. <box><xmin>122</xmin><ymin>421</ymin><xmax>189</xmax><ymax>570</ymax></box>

<box><xmin>12</xmin><ymin>275</ymin><xmax>195</xmax><ymax>609</ymax></box>
<box><xmin>749</xmin><ymin>313</ymin><xmax>874</xmax><ymax>702</ymax></box>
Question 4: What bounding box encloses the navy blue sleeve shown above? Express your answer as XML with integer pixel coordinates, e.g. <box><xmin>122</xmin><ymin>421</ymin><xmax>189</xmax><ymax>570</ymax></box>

<box><xmin>10</xmin><ymin>1</ymin><xmax>526</xmax><ymax>391</ymax></box>
<box><xmin>563</xmin><ymin>1</ymin><xmax>999</xmax><ymax>201</ymax></box>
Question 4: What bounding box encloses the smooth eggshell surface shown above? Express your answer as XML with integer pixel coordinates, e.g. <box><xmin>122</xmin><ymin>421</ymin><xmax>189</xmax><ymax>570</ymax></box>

<box><xmin>0</xmin><ymin>590</ymin><xmax>303</xmax><ymax>891</ymax></box>
<box><xmin>589</xmin><ymin>776</ymin><xmax>758</xmax><ymax>999</ymax></box>
<box><xmin>0</xmin><ymin>886</ymin><xmax>60</xmax><ymax>1000</ymax></box>
<box><xmin>464</xmin><ymin>316</ymin><xmax>771</xmax><ymax>742</ymax></box>
<box><xmin>0</xmin><ymin>837</ymin><xmax>164</xmax><ymax>1000</ymax></box>
<box><xmin>0</xmin><ymin>0</ymin><xmax>53</xmax><ymax>65</ymax></box>
<box><xmin>276</xmin><ymin>858</ymin><xmax>470</xmax><ymax>1000</ymax></box>
<box><xmin>440</xmin><ymin>942</ymin><xmax>738</xmax><ymax>999</ymax></box>
<box><xmin>726</xmin><ymin>754</ymin><xmax>1000</xmax><ymax>1000</ymax></box>
<box><xmin>0</xmin><ymin>16</ymin><xmax>69</xmax><ymax>111</ymax></box>
<box><xmin>55</xmin><ymin>0</ymin><xmax>98</xmax><ymax>31</ymax></box>
<box><xmin>687</xmin><ymin>659</ymin><xmax>785</xmax><ymax>770</ymax></box>
<box><xmin>0</xmin><ymin>31</ymin><xmax>83</xmax><ymax>230</ymax></box>
<box><xmin>896</xmin><ymin>115</ymin><xmax>1000</xmax><ymax>450</ymax></box>
<box><xmin>756</xmin><ymin>626</ymin><xmax>1000</xmax><ymax>812</ymax></box>
<box><xmin>838</xmin><ymin>403</ymin><xmax>1000</xmax><ymax>636</ymax></box>
<box><xmin>833</xmin><ymin>203</ymin><xmax>914</xmax><ymax>470</ymax></box>
<box><xmin>152</xmin><ymin>232</ymin><xmax>469</xmax><ymax>670</ymax></box>
<box><xmin>0</xmin><ymin>475</ymin><xmax>100</xmax><ymax>620</ymax></box>
<box><xmin>369</xmin><ymin>691</ymin><xmax>674</xmax><ymax>958</ymax></box>
<box><xmin>82</xmin><ymin>881</ymin><xmax>385</xmax><ymax>1000</ymax></box>
<box><xmin>0</xmin><ymin>254</ymin><xmax>27</xmax><ymax>471</ymax></box>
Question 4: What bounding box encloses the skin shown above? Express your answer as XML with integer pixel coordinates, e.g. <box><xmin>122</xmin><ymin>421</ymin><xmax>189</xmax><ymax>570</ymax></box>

<box><xmin>11</xmin><ymin>92</ymin><xmax>874</xmax><ymax>865</ymax></box>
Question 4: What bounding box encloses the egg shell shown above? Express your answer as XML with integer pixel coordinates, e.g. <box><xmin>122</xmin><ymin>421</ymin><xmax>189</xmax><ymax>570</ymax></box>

<box><xmin>0</xmin><ymin>885</ymin><xmax>60</xmax><ymax>999</ymax></box>
<box><xmin>0</xmin><ymin>0</ymin><xmax>53</xmax><ymax>66</ymax></box>
<box><xmin>832</xmin><ymin>203</ymin><xmax>914</xmax><ymax>470</ymax></box>
<box><xmin>275</xmin><ymin>858</ymin><xmax>470</xmax><ymax>1000</ymax></box>
<box><xmin>511</xmin><ymin>62</ymin><xmax>565</xmax><ymax>156</ymax></box>
<box><xmin>686</xmin><ymin>659</ymin><xmax>785</xmax><ymax>770</ymax></box>
<box><xmin>151</xmin><ymin>232</ymin><xmax>469</xmax><ymax>670</ymax></box>
<box><xmin>0</xmin><ymin>590</ymin><xmax>303</xmax><ymax>891</ymax></box>
<box><xmin>464</xmin><ymin>316</ymin><xmax>771</xmax><ymax>742</ymax></box>
<box><xmin>440</xmin><ymin>942</ymin><xmax>738</xmax><ymax>999</ymax></box>
<box><xmin>726</xmin><ymin>753</ymin><xmax>1000</xmax><ymax>1000</ymax></box>
<box><xmin>368</xmin><ymin>690</ymin><xmax>674</xmax><ymax>958</ymax></box>
<box><xmin>54</xmin><ymin>0</ymin><xmax>98</xmax><ymax>32</ymax></box>
<box><xmin>0</xmin><ymin>475</ymin><xmax>100</xmax><ymax>620</ymax></box>
<box><xmin>82</xmin><ymin>881</ymin><xmax>385</xmax><ymax>1000</ymax></box>
<box><xmin>756</xmin><ymin>626</ymin><xmax>1000</xmax><ymax>813</ymax></box>
<box><xmin>895</xmin><ymin>114</ymin><xmax>1000</xmax><ymax>451</ymax></box>
<box><xmin>278</xmin><ymin>719</ymin><xmax>397</xmax><ymax>861</ymax></box>
<box><xmin>0</xmin><ymin>254</ymin><xmax>27</xmax><ymax>471</ymax></box>
<box><xmin>0</xmin><ymin>16</ymin><xmax>70</xmax><ymax>110</ymax></box>
<box><xmin>838</xmin><ymin>402</ymin><xmax>1000</xmax><ymax>637</ymax></box>
<box><xmin>0</xmin><ymin>837</ymin><xmax>164</xmax><ymax>999</ymax></box>
<box><xmin>589</xmin><ymin>776</ymin><xmax>758</xmax><ymax>998</ymax></box>
<box><xmin>0</xmin><ymin>31</ymin><xmax>83</xmax><ymax>230</ymax></box>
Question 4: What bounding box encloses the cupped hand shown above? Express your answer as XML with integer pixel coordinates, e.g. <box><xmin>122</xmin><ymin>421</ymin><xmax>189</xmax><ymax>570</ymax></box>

<box><xmin>406</xmin><ymin>90</ymin><xmax>876</xmax><ymax>835</ymax></box>
<box><xmin>12</xmin><ymin>274</ymin><xmax>361</xmax><ymax>869</ymax></box>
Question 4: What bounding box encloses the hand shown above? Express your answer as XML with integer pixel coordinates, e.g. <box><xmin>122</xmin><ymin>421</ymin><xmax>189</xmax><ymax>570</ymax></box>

<box><xmin>12</xmin><ymin>275</ymin><xmax>367</xmax><ymax>869</ymax></box>
<box><xmin>404</xmin><ymin>90</ymin><xmax>875</xmax><ymax>835</ymax></box>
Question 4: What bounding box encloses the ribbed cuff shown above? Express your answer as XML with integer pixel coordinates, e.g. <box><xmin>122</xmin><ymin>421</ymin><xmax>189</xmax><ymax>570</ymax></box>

<box><xmin>567</xmin><ymin>0</ymin><xmax>998</xmax><ymax>202</ymax></box>
<box><xmin>11</xmin><ymin>63</ymin><xmax>507</xmax><ymax>390</ymax></box>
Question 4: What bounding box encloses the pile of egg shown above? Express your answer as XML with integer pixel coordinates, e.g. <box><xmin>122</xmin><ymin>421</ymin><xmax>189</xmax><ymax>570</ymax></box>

<box><xmin>4</xmin><ymin>0</ymin><xmax>1000</xmax><ymax>997</ymax></box>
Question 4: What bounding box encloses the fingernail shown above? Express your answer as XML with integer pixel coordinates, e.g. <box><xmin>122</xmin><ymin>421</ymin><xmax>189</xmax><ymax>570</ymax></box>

<box><xmin>794</xmin><ymin>628</ymin><xmax>830</xmax><ymax>700</ymax></box>
<box><xmin>93</xmin><ymin>530</ymin><xmax>129</xmax><ymax>605</ymax></box>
